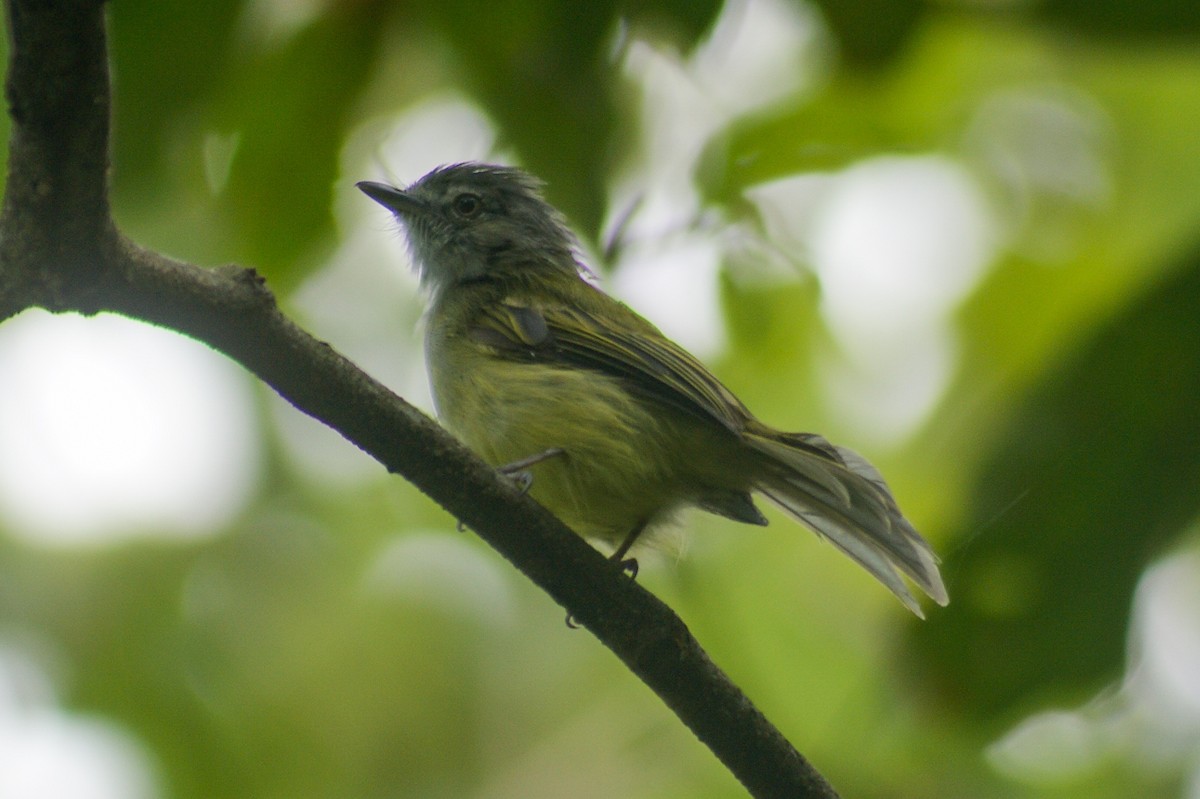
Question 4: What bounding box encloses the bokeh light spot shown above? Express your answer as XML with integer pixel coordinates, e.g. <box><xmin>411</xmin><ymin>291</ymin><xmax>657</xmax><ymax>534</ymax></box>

<box><xmin>0</xmin><ymin>311</ymin><xmax>261</xmax><ymax>545</ymax></box>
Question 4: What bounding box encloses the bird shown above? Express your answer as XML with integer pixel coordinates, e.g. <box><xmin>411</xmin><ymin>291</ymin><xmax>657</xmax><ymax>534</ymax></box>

<box><xmin>358</xmin><ymin>163</ymin><xmax>947</xmax><ymax>617</ymax></box>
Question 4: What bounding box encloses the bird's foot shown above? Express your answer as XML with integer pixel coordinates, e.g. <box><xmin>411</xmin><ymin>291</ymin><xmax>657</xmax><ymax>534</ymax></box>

<box><xmin>455</xmin><ymin>448</ymin><xmax>566</xmax><ymax>531</ymax></box>
<box><xmin>498</xmin><ymin>447</ymin><xmax>566</xmax><ymax>494</ymax></box>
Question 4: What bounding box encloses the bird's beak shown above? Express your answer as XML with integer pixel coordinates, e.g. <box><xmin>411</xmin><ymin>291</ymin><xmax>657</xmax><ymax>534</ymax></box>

<box><xmin>356</xmin><ymin>181</ymin><xmax>426</xmax><ymax>217</ymax></box>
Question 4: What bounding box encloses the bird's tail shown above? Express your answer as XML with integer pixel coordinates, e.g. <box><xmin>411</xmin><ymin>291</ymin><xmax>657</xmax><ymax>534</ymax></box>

<box><xmin>746</xmin><ymin>430</ymin><xmax>948</xmax><ymax>617</ymax></box>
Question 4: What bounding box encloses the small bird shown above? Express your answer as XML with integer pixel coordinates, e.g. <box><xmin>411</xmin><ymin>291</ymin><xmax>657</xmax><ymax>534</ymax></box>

<box><xmin>358</xmin><ymin>163</ymin><xmax>947</xmax><ymax>616</ymax></box>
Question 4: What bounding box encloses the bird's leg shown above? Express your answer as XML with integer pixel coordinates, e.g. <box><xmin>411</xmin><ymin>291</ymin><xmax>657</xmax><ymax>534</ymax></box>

<box><xmin>498</xmin><ymin>447</ymin><xmax>566</xmax><ymax>493</ymax></box>
<box><xmin>457</xmin><ymin>448</ymin><xmax>566</xmax><ymax>532</ymax></box>
<box><xmin>565</xmin><ymin>520</ymin><xmax>648</xmax><ymax>629</ymax></box>
<box><xmin>609</xmin><ymin>520</ymin><xmax>647</xmax><ymax>579</ymax></box>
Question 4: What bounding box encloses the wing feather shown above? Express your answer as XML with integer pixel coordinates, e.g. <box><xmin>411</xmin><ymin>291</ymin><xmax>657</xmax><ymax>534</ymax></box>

<box><xmin>468</xmin><ymin>296</ymin><xmax>948</xmax><ymax>614</ymax></box>
<box><xmin>470</xmin><ymin>301</ymin><xmax>750</xmax><ymax>433</ymax></box>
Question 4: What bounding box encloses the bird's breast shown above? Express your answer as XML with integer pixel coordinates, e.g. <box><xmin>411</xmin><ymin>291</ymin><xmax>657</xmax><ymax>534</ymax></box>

<box><xmin>425</xmin><ymin>323</ymin><xmax>690</xmax><ymax>542</ymax></box>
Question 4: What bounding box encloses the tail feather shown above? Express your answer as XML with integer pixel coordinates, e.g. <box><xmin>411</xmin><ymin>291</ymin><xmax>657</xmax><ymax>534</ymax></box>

<box><xmin>747</xmin><ymin>432</ymin><xmax>948</xmax><ymax>617</ymax></box>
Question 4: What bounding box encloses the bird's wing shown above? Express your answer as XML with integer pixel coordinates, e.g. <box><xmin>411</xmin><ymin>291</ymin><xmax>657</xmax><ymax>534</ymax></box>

<box><xmin>469</xmin><ymin>300</ymin><xmax>750</xmax><ymax>434</ymax></box>
<box><xmin>470</xmin><ymin>298</ymin><xmax>948</xmax><ymax>613</ymax></box>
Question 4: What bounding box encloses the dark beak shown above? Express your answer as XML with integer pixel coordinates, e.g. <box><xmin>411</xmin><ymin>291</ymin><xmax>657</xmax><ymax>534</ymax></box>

<box><xmin>356</xmin><ymin>181</ymin><xmax>425</xmax><ymax>216</ymax></box>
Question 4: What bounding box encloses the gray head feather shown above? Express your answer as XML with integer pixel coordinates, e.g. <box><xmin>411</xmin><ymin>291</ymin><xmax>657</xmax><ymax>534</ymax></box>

<box><xmin>366</xmin><ymin>163</ymin><xmax>585</xmax><ymax>299</ymax></box>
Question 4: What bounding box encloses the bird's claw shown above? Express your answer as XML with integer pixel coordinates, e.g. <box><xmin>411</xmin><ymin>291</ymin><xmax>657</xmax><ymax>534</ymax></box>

<box><xmin>565</xmin><ymin>557</ymin><xmax>640</xmax><ymax>629</ymax></box>
<box><xmin>508</xmin><ymin>470</ymin><xmax>534</xmax><ymax>494</ymax></box>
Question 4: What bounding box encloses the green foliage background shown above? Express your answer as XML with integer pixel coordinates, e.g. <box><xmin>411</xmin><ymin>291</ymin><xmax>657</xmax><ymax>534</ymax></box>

<box><xmin>2</xmin><ymin>0</ymin><xmax>1200</xmax><ymax>796</ymax></box>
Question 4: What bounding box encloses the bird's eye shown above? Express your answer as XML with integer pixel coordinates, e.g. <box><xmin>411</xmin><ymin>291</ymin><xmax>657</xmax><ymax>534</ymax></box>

<box><xmin>452</xmin><ymin>192</ymin><xmax>482</xmax><ymax>218</ymax></box>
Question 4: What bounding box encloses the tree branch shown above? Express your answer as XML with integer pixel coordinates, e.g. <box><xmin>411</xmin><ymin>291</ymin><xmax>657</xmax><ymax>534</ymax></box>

<box><xmin>0</xmin><ymin>2</ymin><xmax>838</xmax><ymax>796</ymax></box>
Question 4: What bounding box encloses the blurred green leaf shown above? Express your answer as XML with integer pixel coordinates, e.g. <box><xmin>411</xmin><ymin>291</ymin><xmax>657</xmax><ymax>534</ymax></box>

<box><xmin>1038</xmin><ymin>0</ymin><xmax>1200</xmax><ymax>38</ymax></box>
<box><xmin>809</xmin><ymin>0</ymin><xmax>925</xmax><ymax>70</ymax></box>
<box><xmin>718</xmin><ymin>271</ymin><xmax>826</xmax><ymax>418</ymax></box>
<box><xmin>698</xmin><ymin>19</ymin><xmax>1055</xmax><ymax>203</ymax></box>
<box><xmin>218</xmin><ymin>3</ymin><xmax>387</xmax><ymax>288</ymax></box>
<box><xmin>913</xmin><ymin>246</ymin><xmax>1200</xmax><ymax>721</ymax></box>
<box><xmin>625</xmin><ymin>0</ymin><xmax>724</xmax><ymax>48</ymax></box>
<box><xmin>418</xmin><ymin>0</ymin><xmax>618</xmax><ymax>237</ymax></box>
<box><xmin>107</xmin><ymin>0</ymin><xmax>244</xmax><ymax>196</ymax></box>
<box><xmin>408</xmin><ymin>0</ymin><xmax>721</xmax><ymax>239</ymax></box>
<box><xmin>699</xmin><ymin>84</ymin><xmax>918</xmax><ymax>203</ymax></box>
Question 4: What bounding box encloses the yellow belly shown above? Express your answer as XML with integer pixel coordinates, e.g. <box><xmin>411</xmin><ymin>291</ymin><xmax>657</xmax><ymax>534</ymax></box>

<box><xmin>430</xmin><ymin>349</ymin><xmax>688</xmax><ymax>546</ymax></box>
